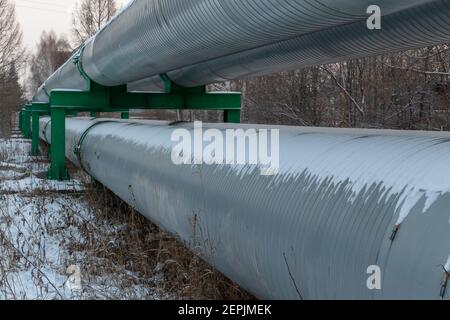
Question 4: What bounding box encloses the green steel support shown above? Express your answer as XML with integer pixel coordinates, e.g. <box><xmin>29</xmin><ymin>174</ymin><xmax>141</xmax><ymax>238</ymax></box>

<box><xmin>224</xmin><ymin>110</ymin><xmax>241</xmax><ymax>124</ymax></box>
<box><xmin>21</xmin><ymin>109</ymin><xmax>27</xmax><ymax>136</ymax></box>
<box><xmin>20</xmin><ymin>110</ymin><xmax>25</xmax><ymax>136</ymax></box>
<box><xmin>19</xmin><ymin>110</ymin><xmax>23</xmax><ymax>134</ymax></box>
<box><xmin>121</xmin><ymin>112</ymin><xmax>130</xmax><ymax>120</ymax></box>
<box><xmin>45</xmin><ymin>75</ymin><xmax>241</xmax><ymax>180</ymax></box>
<box><xmin>30</xmin><ymin>103</ymin><xmax>51</xmax><ymax>156</ymax></box>
<box><xmin>31</xmin><ymin>112</ymin><xmax>40</xmax><ymax>156</ymax></box>
<box><xmin>48</xmin><ymin>107</ymin><xmax>69</xmax><ymax>181</ymax></box>
<box><xmin>49</xmin><ymin>89</ymin><xmax>241</xmax><ymax>112</ymax></box>
<box><xmin>22</xmin><ymin>107</ymin><xmax>32</xmax><ymax>139</ymax></box>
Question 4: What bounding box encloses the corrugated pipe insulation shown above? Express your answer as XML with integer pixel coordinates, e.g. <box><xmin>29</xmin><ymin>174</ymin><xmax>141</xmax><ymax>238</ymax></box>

<box><xmin>39</xmin><ymin>117</ymin><xmax>450</xmax><ymax>300</ymax></box>
<box><xmin>33</xmin><ymin>0</ymin><xmax>450</xmax><ymax>101</ymax></box>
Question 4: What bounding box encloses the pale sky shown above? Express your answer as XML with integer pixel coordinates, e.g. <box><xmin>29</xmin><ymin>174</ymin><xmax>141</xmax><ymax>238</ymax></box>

<box><xmin>14</xmin><ymin>0</ymin><xmax>130</xmax><ymax>51</ymax></box>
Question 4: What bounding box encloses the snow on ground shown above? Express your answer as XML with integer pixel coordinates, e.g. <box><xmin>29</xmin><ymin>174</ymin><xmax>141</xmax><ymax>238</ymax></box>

<box><xmin>0</xmin><ymin>135</ymin><xmax>174</xmax><ymax>300</ymax></box>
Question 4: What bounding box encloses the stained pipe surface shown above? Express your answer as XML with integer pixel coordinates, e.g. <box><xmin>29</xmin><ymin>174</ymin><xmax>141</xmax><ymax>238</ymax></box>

<box><xmin>40</xmin><ymin>117</ymin><xmax>450</xmax><ymax>299</ymax></box>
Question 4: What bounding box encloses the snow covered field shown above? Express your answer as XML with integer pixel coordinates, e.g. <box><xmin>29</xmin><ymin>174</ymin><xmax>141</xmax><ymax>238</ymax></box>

<box><xmin>0</xmin><ymin>135</ymin><xmax>174</xmax><ymax>300</ymax></box>
<box><xmin>0</xmin><ymin>134</ymin><xmax>248</xmax><ymax>300</ymax></box>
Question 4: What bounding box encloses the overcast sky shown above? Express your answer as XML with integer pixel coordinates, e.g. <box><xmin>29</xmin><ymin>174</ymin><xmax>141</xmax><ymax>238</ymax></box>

<box><xmin>14</xmin><ymin>0</ymin><xmax>130</xmax><ymax>51</ymax></box>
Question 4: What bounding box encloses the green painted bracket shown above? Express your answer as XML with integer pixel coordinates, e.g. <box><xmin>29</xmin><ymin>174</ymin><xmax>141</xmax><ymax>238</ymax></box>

<box><xmin>48</xmin><ymin>107</ymin><xmax>69</xmax><ymax>181</ymax></box>
<box><xmin>21</xmin><ymin>104</ymin><xmax>32</xmax><ymax>139</ymax></box>
<box><xmin>44</xmin><ymin>71</ymin><xmax>241</xmax><ymax>180</ymax></box>
<box><xmin>49</xmin><ymin>88</ymin><xmax>241</xmax><ymax>114</ymax></box>
<box><xmin>19</xmin><ymin>110</ymin><xmax>23</xmax><ymax>134</ymax></box>
<box><xmin>30</xmin><ymin>103</ymin><xmax>50</xmax><ymax>156</ymax></box>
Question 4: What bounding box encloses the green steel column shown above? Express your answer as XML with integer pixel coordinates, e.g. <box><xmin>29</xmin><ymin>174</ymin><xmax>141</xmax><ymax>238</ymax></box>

<box><xmin>23</xmin><ymin>110</ymin><xmax>32</xmax><ymax>139</ymax></box>
<box><xmin>31</xmin><ymin>111</ymin><xmax>40</xmax><ymax>156</ymax></box>
<box><xmin>90</xmin><ymin>111</ymin><xmax>99</xmax><ymax>118</ymax></box>
<box><xmin>48</xmin><ymin>108</ymin><xmax>69</xmax><ymax>181</ymax></box>
<box><xmin>121</xmin><ymin>112</ymin><xmax>130</xmax><ymax>120</ymax></box>
<box><xmin>19</xmin><ymin>110</ymin><xmax>23</xmax><ymax>134</ymax></box>
<box><xmin>21</xmin><ymin>112</ymin><xmax>26</xmax><ymax>136</ymax></box>
<box><xmin>224</xmin><ymin>110</ymin><xmax>241</xmax><ymax>124</ymax></box>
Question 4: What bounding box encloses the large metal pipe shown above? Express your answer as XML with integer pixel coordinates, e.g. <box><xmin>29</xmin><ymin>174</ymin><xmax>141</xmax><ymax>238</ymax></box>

<box><xmin>33</xmin><ymin>0</ymin><xmax>448</xmax><ymax>101</ymax></box>
<box><xmin>40</xmin><ymin>117</ymin><xmax>450</xmax><ymax>299</ymax></box>
<box><xmin>165</xmin><ymin>0</ymin><xmax>450</xmax><ymax>87</ymax></box>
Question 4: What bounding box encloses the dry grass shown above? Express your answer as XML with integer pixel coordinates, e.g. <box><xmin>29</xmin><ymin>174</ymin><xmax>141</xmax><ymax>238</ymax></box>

<box><xmin>0</xmin><ymin>144</ymin><xmax>8</xmax><ymax>162</ymax></box>
<box><xmin>1</xmin><ymin>136</ymin><xmax>252</xmax><ymax>300</ymax></box>
<box><xmin>70</xmin><ymin>181</ymin><xmax>253</xmax><ymax>300</ymax></box>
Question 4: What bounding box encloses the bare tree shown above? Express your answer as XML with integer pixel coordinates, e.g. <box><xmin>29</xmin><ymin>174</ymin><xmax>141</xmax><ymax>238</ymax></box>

<box><xmin>0</xmin><ymin>0</ymin><xmax>25</xmax><ymax>74</ymax></box>
<box><xmin>238</xmin><ymin>44</ymin><xmax>450</xmax><ymax>131</ymax></box>
<box><xmin>28</xmin><ymin>31</ymin><xmax>72</xmax><ymax>94</ymax></box>
<box><xmin>0</xmin><ymin>0</ymin><xmax>25</xmax><ymax>137</ymax></box>
<box><xmin>72</xmin><ymin>0</ymin><xmax>117</xmax><ymax>46</ymax></box>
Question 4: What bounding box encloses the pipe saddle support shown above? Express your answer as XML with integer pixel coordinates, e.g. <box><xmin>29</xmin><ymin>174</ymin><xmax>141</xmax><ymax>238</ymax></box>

<box><xmin>42</xmin><ymin>76</ymin><xmax>241</xmax><ymax>180</ymax></box>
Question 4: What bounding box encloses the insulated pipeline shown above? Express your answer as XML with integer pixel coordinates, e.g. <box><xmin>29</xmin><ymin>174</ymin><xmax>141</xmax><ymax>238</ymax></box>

<box><xmin>39</xmin><ymin>117</ymin><xmax>450</xmax><ymax>300</ymax></box>
<box><xmin>33</xmin><ymin>0</ymin><xmax>447</xmax><ymax>101</ymax></box>
<box><xmin>165</xmin><ymin>0</ymin><xmax>450</xmax><ymax>87</ymax></box>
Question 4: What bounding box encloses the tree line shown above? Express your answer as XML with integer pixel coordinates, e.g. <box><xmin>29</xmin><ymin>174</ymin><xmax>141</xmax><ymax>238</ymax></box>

<box><xmin>240</xmin><ymin>46</ymin><xmax>450</xmax><ymax>131</ymax></box>
<box><xmin>0</xmin><ymin>0</ymin><xmax>116</xmax><ymax>137</ymax></box>
<box><xmin>150</xmin><ymin>45</ymin><xmax>450</xmax><ymax>132</ymax></box>
<box><xmin>0</xmin><ymin>0</ymin><xmax>25</xmax><ymax>136</ymax></box>
<box><xmin>28</xmin><ymin>0</ymin><xmax>117</xmax><ymax>95</ymax></box>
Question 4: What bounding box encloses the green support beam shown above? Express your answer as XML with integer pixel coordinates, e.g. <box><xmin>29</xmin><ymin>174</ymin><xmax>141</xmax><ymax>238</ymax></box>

<box><xmin>31</xmin><ymin>112</ymin><xmax>40</xmax><ymax>156</ymax></box>
<box><xmin>19</xmin><ymin>110</ymin><xmax>23</xmax><ymax>134</ymax></box>
<box><xmin>20</xmin><ymin>108</ymin><xmax>28</xmax><ymax>136</ymax></box>
<box><xmin>224</xmin><ymin>110</ymin><xmax>241</xmax><ymax>124</ymax></box>
<box><xmin>22</xmin><ymin>105</ymin><xmax>32</xmax><ymax>139</ymax></box>
<box><xmin>48</xmin><ymin>107</ymin><xmax>69</xmax><ymax>181</ymax></box>
<box><xmin>49</xmin><ymin>89</ymin><xmax>241</xmax><ymax>113</ymax></box>
<box><xmin>30</xmin><ymin>103</ymin><xmax>50</xmax><ymax>156</ymax></box>
<box><xmin>41</xmin><ymin>74</ymin><xmax>241</xmax><ymax>180</ymax></box>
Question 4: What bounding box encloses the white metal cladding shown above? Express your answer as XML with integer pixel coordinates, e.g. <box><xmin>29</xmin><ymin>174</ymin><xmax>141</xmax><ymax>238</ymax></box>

<box><xmin>39</xmin><ymin>117</ymin><xmax>450</xmax><ymax>299</ymax></box>
<box><xmin>33</xmin><ymin>0</ymin><xmax>448</xmax><ymax>101</ymax></box>
<box><xmin>164</xmin><ymin>0</ymin><xmax>450</xmax><ymax>87</ymax></box>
